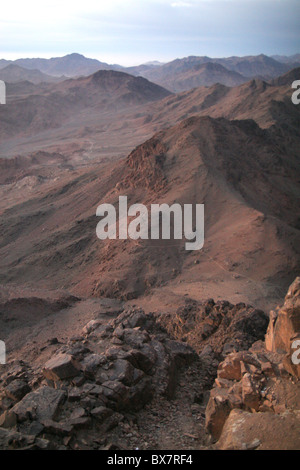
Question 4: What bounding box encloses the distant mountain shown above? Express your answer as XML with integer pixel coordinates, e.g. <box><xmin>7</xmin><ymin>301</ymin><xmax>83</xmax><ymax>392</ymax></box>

<box><xmin>0</xmin><ymin>59</ymin><xmax>12</xmax><ymax>70</ymax></box>
<box><xmin>147</xmin><ymin>62</ymin><xmax>248</xmax><ymax>92</ymax></box>
<box><xmin>0</xmin><ymin>69</ymin><xmax>171</xmax><ymax>138</ymax></box>
<box><xmin>272</xmin><ymin>54</ymin><xmax>300</xmax><ymax>65</ymax></box>
<box><xmin>216</xmin><ymin>54</ymin><xmax>290</xmax><ymax>78</ymax></box>
<box><xmin>0</xmin><ymin>64</ymin><xmax>64</xmax><ymax>84</ymax></box>
<box><xmin>141</xmin><ymin>54</ymin><xmax>291</xmax><ymax>90</ymax></box>
<box><xmin>272</xmin><ymin>67</ymin><xmax>300</xmax><ymax>86</ymax></box>
<box><xmin>14</xmin><ymin>53</ymin><xmax>119</xmax><ymax>77</ymax></box>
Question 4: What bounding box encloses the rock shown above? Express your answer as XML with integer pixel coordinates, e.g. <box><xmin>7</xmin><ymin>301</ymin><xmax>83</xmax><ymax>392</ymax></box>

<box><xmin>0</xmin><ymin>428</ymin><xmax>54</xmax><ymax>450</ymax></box>
<box><xmin>106</xmin><ymin>359</ymin><xmax>135</xmax><ymax>386</ymax></box>
<box><xmin>42</xmin><ymin>354</ymin><xmax>80</xmax><ymax>381</ymax></box>
<box><xmin>217</xmin><ymin>351</ymin><xmax>261</xmax><ymax>381</ymax></box>
<box><xmin>102</xmin><ymin>381</ymin><xmax>129</xmax><ymax>410</ymax></box>
<box><xmin>82</xmin><ymin>320</ymin><xmax>102</xmax><ymax>335</ymax></box>
<box><xmin>215</xmin><ymin>378</ymin><xmax>233</xmax><ymax>388</ymax></box>
<box><xmin>67</xmin><ymin>387</ymin><xmax>82</xmax><ymax>402</ymax></box>
<box><xmin>122</xmin><ymin>328</ymin><xmax>151</xmax><ymax>348</ymax></box>
<box><xmin>11</xmin><ymin>387</ymin><xmax>66</xmax><ymax>422</ymax></box>
<box><xmin>241</xmin><ymin>373</ymin><xmax>261</xmax><ymax>411</ymax></box>
<box><xmin>91</xmin><ymin>406</ymin><xmax>113</xmax><ymax>423</ymax></box>
<box><xmin>217</xmin><ymin>354</ymin><xmax>242</xmax><ymax>381</ymax></box>
<box><xmin>4</xmin><ymin>380</ymin><xmax>30</xmax><ymax>402</ymax></box>
<box><xmin>217</xmin><ymin>409</ymin><xmax>300</xmax><ymax>450</ymax></box>
<box><xmin>64</xmin><ymin>416</ymin><xmax>91</xmax><ymax>430</ymax></box>
<box><xmin>205</xmin><ymin>388</ymin><xmax>234</xmax><ymax>440</ymax></box>
<box><xmin>164</xmin><ymin>339</ymin><xmax>197</xmax><ymax>366</ymax></box>
<box><xmin>81</xmin><ymin>354</ymin><xmax>105</xmax><ymax>378</ymax></box>
<box><xmin>0</xmin><ymin>410</ymin><xmax>17</xmax><ymax>428</ymax></box>
<box><xmin>156</xmin><ymin>299</ymin><xmax>268</xmax><ymax>357</ymax></box>
<box><xmin>69</xmin><ymin>407</ymin><xmax>86</xmax><ymax>420</ymax></box>
<box><xmin>42</xmin><ymin>419</ymin><xmax>74</xmax><ymax>436</ymax></box>
<box><xmin>21</xmin><ymin>421</ymin><xmax>44</xmax><ymax>437</ymax></box>
<box><xmin>124</xmin><ymin>347</ymin><xmax>156</xmax><ymax>375</ymax></box>
<box><xmin>265</xmin><ymin>277</ymin><xmax>300</xmax><ymax>378</ymax></box>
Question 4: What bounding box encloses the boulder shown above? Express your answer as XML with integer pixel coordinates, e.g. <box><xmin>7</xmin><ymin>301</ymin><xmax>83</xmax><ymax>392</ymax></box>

<box><xmin>11</xmin><ymin>386</ymin><xmax>66</xmax><ymax>422</ymax></box>
<box><xmin>205</xmin><ymin>387</ymin><xmax>237</xmax><ymax>440</ymax></box>
<box><xmin>42</xmin><ymin>354</ymin><xmax>80</xmax><ymax>381</ymax></box>
<box><xmin>4</xmin><ymin>380</ymin><xmax>31</xmax><ymax>402</ymax></box>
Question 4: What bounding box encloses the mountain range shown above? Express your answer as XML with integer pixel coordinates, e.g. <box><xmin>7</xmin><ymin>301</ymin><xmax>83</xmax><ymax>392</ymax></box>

<box><xmin>0</xmin><ymin>65</ymin><xmax>299</xmax><ymax>309</ymax></box>
<box><xmin>1</xmin><ymin>53</ymin><xmax>300</xmax><ymax>92</ymax></box>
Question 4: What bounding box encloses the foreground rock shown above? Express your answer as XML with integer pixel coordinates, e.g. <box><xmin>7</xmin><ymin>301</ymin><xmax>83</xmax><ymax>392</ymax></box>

<box><xmin>265</xmin><ymin>277</ymin><xmax>300</xmax><ymax>378</ymax></box>
<box><xmin>206</xmin><ymin>278</ymin><xmax>300</xmax><ymax>446</ymax></box>
<box><xmin>217</xmin><ymin>408</ymin><xmax>300</xmax><ymax>450</ymax></box>
<box><xmin>156</xmin><ymin>298</ymin><xmax>268</xmax><ymax>358</ymax></box>
<box><xmin>0</xmin><ymin>308</ymin><xmax>198</xmax><ymax>449</ymax></box>
<box><xmin>42</xmin><ymin>354</ymin><xmax>80</xmax><ymax>381</ymax></box>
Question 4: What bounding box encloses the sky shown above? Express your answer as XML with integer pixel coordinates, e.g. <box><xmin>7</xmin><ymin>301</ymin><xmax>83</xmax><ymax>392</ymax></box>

<box><xmin>1</xmin><ymin>0</ymin><xmax>300</xmax><ymax>65</ymax></box>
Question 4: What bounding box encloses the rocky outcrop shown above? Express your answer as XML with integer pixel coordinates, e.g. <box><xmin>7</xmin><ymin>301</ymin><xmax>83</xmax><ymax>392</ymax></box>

<box><xmin>0</xmin><ymin>309</ymin><xmax>197</xmax><ymax>449</ymax></box>
<box><xmin>156</xmin><ymin>298</ymin><xmax>268</xmax><ymax>358</ymax></box>
<box><xmin>265</xmin><ymin>277</ymin><xmax>300</xmax><ymax>378</ymax></box>
<box><xmin>205</xmin><ymin>278</ymin><xmax>300</xmax><ymax>446</ymax></box>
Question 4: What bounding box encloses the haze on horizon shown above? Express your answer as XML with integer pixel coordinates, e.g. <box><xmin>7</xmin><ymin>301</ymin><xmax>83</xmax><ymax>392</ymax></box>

<box><xmin>1</xmin><ymin>0</ymin><xmax>300</xmax><ymax>66</ymax></box>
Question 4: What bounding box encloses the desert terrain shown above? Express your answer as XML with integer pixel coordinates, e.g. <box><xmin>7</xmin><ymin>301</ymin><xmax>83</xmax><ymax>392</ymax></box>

<box><xmin>0</xmin><ymin>54</ymin><xmax>299</xmax><ymax>450</ymax></box>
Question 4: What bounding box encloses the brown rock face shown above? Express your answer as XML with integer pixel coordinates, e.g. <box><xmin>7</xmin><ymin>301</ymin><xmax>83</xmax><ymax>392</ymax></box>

<box><xmin>42</xmin><ymin>354</ymin><xmax>81</xmax><ymax>381</ymax></box>
<box><xmin>217</xmin><ymin>409</ymin><xmax>300</xmax><ymax>450</ymax></box>
<box><xmin>265</xmin><ymin>277</ymin><xmax>300</xmax><ymax>377</ymax></box>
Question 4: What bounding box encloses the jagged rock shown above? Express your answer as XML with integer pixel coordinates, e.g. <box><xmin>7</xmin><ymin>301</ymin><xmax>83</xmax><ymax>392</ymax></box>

<box><xmin>205</xmin><ymin>387</ymin><xmax>242</xmax><ymax>440</ymax></box>
<box><xmin>265</xmin><ymin>277</ymin><xmax>300</xmax><ymax>378</ymax></box>
<box><xmin>217</xmin><ymin>409</ymin><xmax>300</xmax><ymax>450</ymax></box>
<box><xmin>11</xmin><ymin>386</ymin><xmax>66</xmax><ymax>422</ymax></box>
<box><xmin>0</xmin><ymin>410</ymin><xmax>17</xmax><ymax>428</ymax></box>
<box><xmin>215</xmin><ymin>378</ymin><xmax>233</xmax><ymax>388</ymax></box>
<box><xmin>106</xmin><ymin>359</ymin><xmax>136</xmax><ymax>386</ymax></box>
<box><xmin>81</xmin><ymin>354</ymin><xmax>106</xmax><ymax>378</ymax></box>
<box><xmin>41</xmin><ymin>419</ymin><xmax>74</xmax><ymax>436</ymax></box>
<box><xmin>63</xmin><ymin>416</ymin><xmax>91</xmax><ymax>430</ymax></box>
<box><xmin>241</xmin><ymin>373</ymin><xmax>261</xmax><ymax>411</ymax></box>
<box><xmin>67</xmin><ymin>387</ymin><xmax>82</xmax><ymax>402</ymax></box>
<box><xmin>156</xmin><ymin>299</ymin><xmax>268</xmax><ymax>357</ymax></box>
<box><xmin>82</xmin><ymin>319</ymin><xmax>102</xmax><ymax>335</ymax></box>
<box><xmin>205</xmin><ymin>388</ymin><xmax>231</xmax><ymax>440</ymax></box>
<box><xmin>0</xmin><ymin>428</ymin><xmax>54</xmax><ymax>450</ymax></box>
<box><xmin>69</xmin><ymin>407</ymin><xmax>86</xmax><ymax>420</ymax></box>
<box><xmin>4</xmin><ymin>379</ymin><xmax>31</xmax><ymax>402</ymax></box>
<box><xmin>217</xmin><ymin>355</ymin><xmax>242</xmax><ymax>381</ymax></box>
<box><xmin>122</xmin><ymin>328</ymin><xmax>151</xmax><ymax>348</ymax></box>
<box><xmin>42</xmin><ymin>354</ymin><xmax>81</xmax><ymax>381</ymax></box>
<box><xmin>102</xmin><ymin>381</ymin><xmax>129</xmax><ymax>410</ymax></box>
<box><xmin>91</xmin><ymin>406</ymin><xmax>113</xmax><ymax>423</ymax></box>
<box><xmin>217</xmin><ymin>351</ymin><xmax>261</xmax><ymax>381</ymax></box>
<box><xmin>124</xmin><ymin>347</ymin><xmax>156</xmax><ymax>375</ymax></box>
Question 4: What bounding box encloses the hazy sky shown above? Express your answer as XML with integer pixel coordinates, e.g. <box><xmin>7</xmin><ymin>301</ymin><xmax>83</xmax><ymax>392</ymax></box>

<box><xmin>1</xmin><ymin>0</ymin><xmax>299</xmax><ymax>65</ymax></box>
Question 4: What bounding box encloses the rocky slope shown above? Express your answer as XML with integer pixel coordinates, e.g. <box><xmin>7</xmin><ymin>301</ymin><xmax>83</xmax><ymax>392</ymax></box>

<box><xmin>205</xmin><ymin>277</ymin><xmax>300</xmax><ymax>450</ymax></box>
<box><xmin>0</xmin><ymin>279</ymin><xmax>298</xmax><ymax>450</ymax></box>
